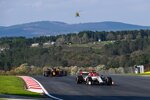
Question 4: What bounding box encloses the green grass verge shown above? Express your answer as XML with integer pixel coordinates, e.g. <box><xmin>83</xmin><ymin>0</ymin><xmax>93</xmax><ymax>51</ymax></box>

<box><xmin>0</xmin><ymin>76</ymin><xmax>41</xmax><ymax>97</ymax></box>
<box><xmin>128</xmin><ymin>72</ymin><xmax>150</xmax><ymax>76</ymax></box>
<box><xmin>140</xmin><ymin>71</ymin><xmax>150</xmax><ymax>75</ymax></box>
<box><xmin>0</xmin><ymin>98</ymin><xmax>8</xmax><ymax>100</ymax></box>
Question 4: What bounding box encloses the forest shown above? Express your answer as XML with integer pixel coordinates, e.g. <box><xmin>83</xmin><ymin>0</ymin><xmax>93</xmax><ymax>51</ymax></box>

<box><xmin>0</xmin><ymin>30</ymin><xmax>150</xmax><ymax>71</ymax></box>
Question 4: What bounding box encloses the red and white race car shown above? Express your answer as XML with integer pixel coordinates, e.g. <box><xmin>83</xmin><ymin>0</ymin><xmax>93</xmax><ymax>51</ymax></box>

<box><xmin>76</xmin><ymin>71</ymin><xmax>114</xmax><ymax>85</ymax></box>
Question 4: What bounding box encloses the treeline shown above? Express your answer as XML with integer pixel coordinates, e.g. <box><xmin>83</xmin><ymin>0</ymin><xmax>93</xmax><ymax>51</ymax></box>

<box><xmin>0</xmin><ymin>30</ymin><xmax>150</xmax><ymax>71</ymax></box>
<box><xmin>32</xmin><ymin>29</ymin><xmax>150</xmax><ymax>44</ymax></box>
<box><xmin>0</xmin><ymin>30</ymin><xmax>150</xmax><ymax>47</ymax></box>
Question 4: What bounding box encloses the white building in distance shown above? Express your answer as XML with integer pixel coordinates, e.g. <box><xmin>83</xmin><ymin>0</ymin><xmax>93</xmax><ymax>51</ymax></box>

<box><xmin>31</xmin><ymin>43</ymin><xmax>39</xmax><ymax>47</ymax></box>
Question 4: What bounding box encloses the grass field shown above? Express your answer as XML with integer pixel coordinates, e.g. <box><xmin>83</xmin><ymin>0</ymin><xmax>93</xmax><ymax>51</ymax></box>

<box><xmin>140</xmin><ymin>71</ymin><xmax>150</xmax><ymax>75</ymax></box>
<box><xmin>0</xmin><ymin>76</ymin><xmax>41</xmax><ymax>97</ymax></box>
<box><xmin>129</xmin><ymin>71</ymin><xmax>150</xmax><ymax>76</ymax></box>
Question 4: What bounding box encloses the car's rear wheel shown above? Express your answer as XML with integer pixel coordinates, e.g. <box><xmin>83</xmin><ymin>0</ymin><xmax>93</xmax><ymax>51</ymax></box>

<box><xmin>43</xmin><ymin>72</ymin><xmax>48</xmax><ymax>77</ymax></box>
<box><xmin>76</xmin><ymin>76</ymin><xmax>83</xmax><ymax>84</ymax></box>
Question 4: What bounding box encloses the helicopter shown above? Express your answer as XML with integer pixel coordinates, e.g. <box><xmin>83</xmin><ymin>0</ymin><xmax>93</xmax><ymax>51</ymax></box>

<box><xmin>75</xmin><ymin>12</ymin><xmax>80</xmax><ymax>17</ymax></box>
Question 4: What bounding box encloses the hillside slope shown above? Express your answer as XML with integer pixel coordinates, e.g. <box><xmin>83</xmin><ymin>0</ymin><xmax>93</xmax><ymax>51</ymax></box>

<box><xmin>0</xmin><ymin>21</ymin><xmax>149</xmax><ymax>37</ymax></box>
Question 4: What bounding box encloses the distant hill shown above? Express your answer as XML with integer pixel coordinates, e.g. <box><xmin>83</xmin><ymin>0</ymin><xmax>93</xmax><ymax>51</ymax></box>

<box><xmin>0</xmin><ymin>21</ymin><xmax>150</xmax><ymax>37</ymax></box>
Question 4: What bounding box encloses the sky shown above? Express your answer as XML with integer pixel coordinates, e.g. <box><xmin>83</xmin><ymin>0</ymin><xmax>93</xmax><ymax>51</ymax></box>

<box><xmin>0</xmin><ymin>0</ymin><xmax>150</xmax><ymax>26</ymax></box>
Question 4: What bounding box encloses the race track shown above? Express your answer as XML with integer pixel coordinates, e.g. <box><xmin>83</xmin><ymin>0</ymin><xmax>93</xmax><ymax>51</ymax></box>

<box><xmin>33</xmin><ymin>75</ymin><xmax>150</xmax><ymax>100</ymax></box>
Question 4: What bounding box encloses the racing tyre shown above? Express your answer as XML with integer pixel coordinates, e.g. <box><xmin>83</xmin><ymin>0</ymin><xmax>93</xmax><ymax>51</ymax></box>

<box><xmin>43</xmin><ymin>73</ymin><xmax>46</xmax><ymax>77</ymax></box>
<box><xmin>76</xmin><ymin>76</ymin><xmax>83</xmax><ymax>84</ymax></box>
<box><xmin>43</xmin><ymin>72</ymin><xmax>48</xmax><ymax>77</ymax></box>
<box><xmin>106</xmin><ymin>77</ymin><xmax>112</xmax><ymax>85</ymax></box>
<box><xmin>86</xmin><ymin>77</ymin><xmax>93</xmax><ymax>85</ymax></box>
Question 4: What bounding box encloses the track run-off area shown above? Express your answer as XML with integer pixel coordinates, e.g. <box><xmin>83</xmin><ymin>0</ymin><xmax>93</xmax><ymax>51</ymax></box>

<box><xmin>33</xmin><ymin>75</ymin><xmax>150</xmax><ymax>100</ymax></box>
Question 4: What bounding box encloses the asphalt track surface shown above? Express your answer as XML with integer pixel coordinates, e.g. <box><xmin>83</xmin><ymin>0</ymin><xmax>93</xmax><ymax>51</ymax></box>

<box><xmin>33</xmin><ymin>75</ymin><xmax>150</xmax><ymax>100</ymax></box>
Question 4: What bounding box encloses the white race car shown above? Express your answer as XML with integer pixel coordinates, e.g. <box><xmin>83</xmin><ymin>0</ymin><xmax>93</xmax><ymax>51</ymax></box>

<box><xmin>76</xmin><ymin>71</ymin><xmax>114</xmax><ymax>85</ymax></box>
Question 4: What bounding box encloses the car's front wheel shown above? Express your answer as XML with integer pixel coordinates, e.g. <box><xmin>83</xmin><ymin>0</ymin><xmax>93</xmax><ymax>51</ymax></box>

<box><xmin>106</xmin><ymin>77</ymin><xmax>112</xmax><ymax>85</ymax></box>
<box><xmin>86</xmin><ymin>77</ymin><xmax>93</xmax><ymax>85</ymax></box>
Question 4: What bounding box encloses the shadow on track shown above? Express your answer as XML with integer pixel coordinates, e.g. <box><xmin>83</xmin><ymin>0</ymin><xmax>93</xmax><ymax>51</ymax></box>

<box><xmin>49</xmin><ymin>94</ymin><xmax>150</xmax><ymax>100</ymax></box>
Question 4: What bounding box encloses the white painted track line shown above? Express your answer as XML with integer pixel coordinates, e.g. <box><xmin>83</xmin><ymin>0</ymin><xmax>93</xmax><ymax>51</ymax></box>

<box><xmin>19</xmin><ymin>76</ymin><xmax>63</xmax><ymax>100</ymax></box>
